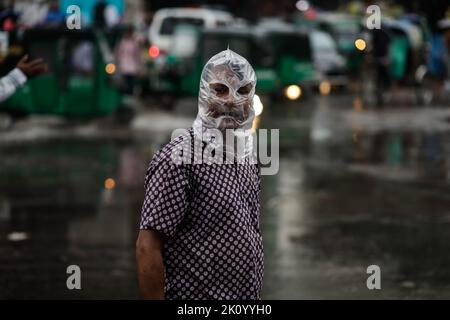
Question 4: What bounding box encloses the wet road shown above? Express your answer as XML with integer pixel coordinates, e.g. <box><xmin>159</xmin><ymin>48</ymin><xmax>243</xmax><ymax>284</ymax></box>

<box><xmin>1</xmin><ymin>94</ymin><xmax>450</xmax><ymax>299</ymax></box>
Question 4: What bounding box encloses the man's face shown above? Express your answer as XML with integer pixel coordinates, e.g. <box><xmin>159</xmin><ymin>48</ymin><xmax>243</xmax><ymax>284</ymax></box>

<box><xmin>206</xmin><ymin>64</ymin><xmax>254</xmax><ymax>131</ymax></box>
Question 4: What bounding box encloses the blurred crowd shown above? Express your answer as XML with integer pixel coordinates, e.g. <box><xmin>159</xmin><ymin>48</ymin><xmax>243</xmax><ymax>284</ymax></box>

<box><xmin>0</xmin><ymin>0</ymin><xmax>122</xmax><ymax>29</ymax></box>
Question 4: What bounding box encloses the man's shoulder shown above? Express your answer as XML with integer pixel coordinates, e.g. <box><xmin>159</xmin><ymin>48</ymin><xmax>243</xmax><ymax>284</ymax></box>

<box><xmin>151</xmin><ymin>128</ymin><xmax>194</xmax><ymax>166</ymax></box>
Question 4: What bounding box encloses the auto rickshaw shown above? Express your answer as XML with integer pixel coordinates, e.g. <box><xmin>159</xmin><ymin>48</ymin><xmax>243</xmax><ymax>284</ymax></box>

<box><xmin>385</xmin><ymin>18</ymin><xmax>433</xmax><ymax>105</ymax></box>
<box><xmin>1</xmin><ymin>27</ymin><xmax>128</xmax><ymax>119</ymax></box>
<box><xmin>361</xmin><ymin>17</ymin><xmax>434</xmax><ymax>107</ymax></box>
<box><xmin>144</xmin><ymin>23</ymin><xmax>202</xmax><ymax>108</ymax></box>
<box><xmin>257</xmin><ymin>24</ymin><xmax>318</xmax><ymax>99</ymax></box>
<box><xmin>147</xmin><ymin>24</ymin><xmax>279</xmax><ymax>105</ymax></box>
<box><xmin>303</xmin><ymin>13</ymin><xmax>365</xmax><ymax>75</ymax></box>
<box><xmin>151</xmin><ymin>23</ymin><xmax>318</xmax><ymax>106</ymax></box>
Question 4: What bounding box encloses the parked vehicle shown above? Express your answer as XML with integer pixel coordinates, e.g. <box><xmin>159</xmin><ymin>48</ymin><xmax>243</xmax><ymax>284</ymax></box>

<box><xmin>309</xmin><ymin>30</ymin><xmax>347</xmax><ymax>91</ymax></box>
<box><xmin>312</xmin><ymin>13</ymin><xmax>365</xmax><ymax>75</ymax></box>
<box><xmin>254</xmin><ymin>22</ymin><xmax>318</xmax><ymax>100</ymax></box>
<box><xmin>150</xmin><ymin>22</ymin><xmax>319</xmax><ymax>107</ymax></box>
<box><xmin>148</xmin><ymin>8</ymin><xmax>234</xmax><ymax>55</ymax></box>
<box><xmin>1</xmin><ymin>28</ymin><xmax>129</xmax><ymax>120</ymax></box>
<box><xmin>362</xmin><ymin>17</ymin><xmax>434</xmax><ymax>106</ymax></box>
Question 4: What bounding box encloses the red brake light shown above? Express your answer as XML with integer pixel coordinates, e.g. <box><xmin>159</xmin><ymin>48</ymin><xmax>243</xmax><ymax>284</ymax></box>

<box><xmin>148</xmin><ymin>45</ymin><xmax>160</xmax><ymax>58</ymax></box>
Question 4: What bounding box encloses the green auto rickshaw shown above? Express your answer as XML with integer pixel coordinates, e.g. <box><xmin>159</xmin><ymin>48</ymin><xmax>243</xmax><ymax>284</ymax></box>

<box><xmin>147</xmin><ymin>25</ymin><xmax>279</xmax><ymax>104</ymax></box>
<box><xmin>153</xmin><ymin>23</ymin><xmax>318</xmax><ymax>105</ymax></box>
<box><xmin>1</xmin><ymin>27</ymin><xmax>128</xmax><ymax>119</ymax></box>
<box><xmin>362</xmin><ymin>17</ymin><xmax>433</xmax><ymax>107</ymax></box>
<box><xmin>254</xmin><ymin>24</ymin><xmax>318</xmax><ymax>100</ymax></box>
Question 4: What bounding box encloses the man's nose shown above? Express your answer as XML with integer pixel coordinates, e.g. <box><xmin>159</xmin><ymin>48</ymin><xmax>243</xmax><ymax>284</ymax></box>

<box><xmin>224</xmin><ymin>95</ymin><xmax>236</xmax><ymax>108</ymax></box>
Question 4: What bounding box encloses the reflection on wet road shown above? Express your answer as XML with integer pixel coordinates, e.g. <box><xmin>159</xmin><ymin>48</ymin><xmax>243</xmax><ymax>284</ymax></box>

<box><xmin>1</xmin><ymin>95</ymin><xmax>450</xmax><ymax>298</ymax></box>
<box><xmin>0</xmin><ymin>139</ymin><xmax>147</xmax><ymax>298</ymax></box>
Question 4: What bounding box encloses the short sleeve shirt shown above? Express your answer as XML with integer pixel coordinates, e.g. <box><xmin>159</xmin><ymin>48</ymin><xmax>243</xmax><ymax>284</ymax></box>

<box><xmin>139</xmin><ymin>128</ymin><xmax>263</xmax><ymax>300</ymax></box>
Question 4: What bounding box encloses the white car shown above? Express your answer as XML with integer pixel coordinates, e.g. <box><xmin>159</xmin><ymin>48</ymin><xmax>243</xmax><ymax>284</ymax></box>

<box><xmin>148</xmin><ymin>8</ymin><xmax>234</xmax><ymax>55</ymax></box>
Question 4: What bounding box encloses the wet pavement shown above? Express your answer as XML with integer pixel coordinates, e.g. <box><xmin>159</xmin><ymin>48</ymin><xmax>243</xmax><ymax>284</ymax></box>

<box><xmin>1</xmin><ymin>94</ymin><xmax>450</xmax><ymax>299</ymax></box>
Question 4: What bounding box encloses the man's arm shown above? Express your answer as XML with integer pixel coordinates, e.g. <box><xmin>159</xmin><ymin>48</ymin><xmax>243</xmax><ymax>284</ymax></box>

<box><xmin>136</xmin><ymin>229</ymin><xmax>165</xmax><ymax>299</ymax></box>
<box><xmin>0</xmin><ymin>68</ymin><xmax>26</xmax><ymax>103</ymax></box>
<box><xmin>0</xmin><ymin>55</ymin><xmax>47</xmax><ymax>103</ymax></box>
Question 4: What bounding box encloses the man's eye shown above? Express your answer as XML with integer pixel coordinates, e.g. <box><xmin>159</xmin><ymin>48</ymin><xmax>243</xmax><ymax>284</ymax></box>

<box><xmin>237</xmin><ymin>85</ymin><xmax>252</xmax><ymax>95</ymax></box>
<box><xmin>211</xmin><ymin>84</ymin><xmax>228</xmax><ymax>95</ymax></box>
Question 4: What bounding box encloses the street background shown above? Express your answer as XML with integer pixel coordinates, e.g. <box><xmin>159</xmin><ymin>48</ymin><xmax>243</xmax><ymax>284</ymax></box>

<box><xmin>1</xmin><ymin>0</ymin><xmax>450</xmax><ymax>299</ymax></box>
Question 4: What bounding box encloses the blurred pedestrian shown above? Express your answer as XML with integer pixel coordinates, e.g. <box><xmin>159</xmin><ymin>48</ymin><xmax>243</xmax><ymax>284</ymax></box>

<box><xmin>372</xmin><ymin>28</ymin><xmax>392</xmax><ymax>105</ymax></box>
<box><xmin>72</xmin><ymin>42</ymin><xmax>94</xmax><ymax>75</ymax></box>
<box><xmin>0</xmin><ymin>55</ymin><xmax>47</xmax><ymax>103</ymax></box>
<box><xmin>115</xmin><ymin>26</ymin><xmax>142</xmax><ymax>96</ymax></box>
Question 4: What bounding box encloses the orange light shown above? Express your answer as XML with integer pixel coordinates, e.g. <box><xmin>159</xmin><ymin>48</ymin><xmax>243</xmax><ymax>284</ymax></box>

<box><xmin>354</xmin><ymin>39</ymin><xmax>366</xmax><ymax>51</ymax></box>
<box><xmin>104</xmin><ymin>178</ymin><xmax>116</xmax><ymax>190</ymax></box>
<box><xmin>105</xmin><ymin>63</ymin><xmax>116</xmax><ymax>74</ymax></box>
<box><xmin>148</xmin><ymin>45</ymin><xmax>160</xmax><ymax>58</ymax></box>
<box><xmin>319</xmin><ymin>81</ymin><xmax>331</xmax><ymax>95</ymax></box>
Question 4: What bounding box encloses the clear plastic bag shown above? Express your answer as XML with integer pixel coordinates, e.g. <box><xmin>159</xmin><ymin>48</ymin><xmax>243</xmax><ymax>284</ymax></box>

<box><xmin>192</xmin><ymin>49</ymin><xmax>257</xmax><ymax>159</ymax></box>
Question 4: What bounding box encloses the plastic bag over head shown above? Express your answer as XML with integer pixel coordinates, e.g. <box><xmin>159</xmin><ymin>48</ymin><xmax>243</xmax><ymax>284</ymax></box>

<box><xmin>192</xmin><ymin>49</ymin><xmax>257</xmax><ymax>143</ymax></box>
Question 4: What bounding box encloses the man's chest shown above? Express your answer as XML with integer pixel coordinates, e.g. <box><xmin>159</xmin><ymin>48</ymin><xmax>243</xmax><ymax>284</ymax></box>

<box><xmin>186</xmin><ymin>164</ymin><xmax>260</xmax><ymax>226</ymax></box>
<box><xmin>190</xmin><ymin>163</ymin><xmax>258</xmax><ymax>197</ymax></box>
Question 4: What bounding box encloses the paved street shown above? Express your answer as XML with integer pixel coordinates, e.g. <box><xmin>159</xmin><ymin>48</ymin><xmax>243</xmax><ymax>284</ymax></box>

<box><xmin>1</xmin><ymin>94</ymin><xmax>450</xmax><ymax>299</ymax></box>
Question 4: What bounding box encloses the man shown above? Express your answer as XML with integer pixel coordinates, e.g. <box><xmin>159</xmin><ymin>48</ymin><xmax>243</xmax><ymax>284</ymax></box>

<box><xmin>136</xmin><ymin>49</ymin><xmax>263</xmax><ymax>300</ymax></box>
<box><xmin>0</xmin><ymin>55</ymin><xmax>47</xmax><ymax>103</ymax></box>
